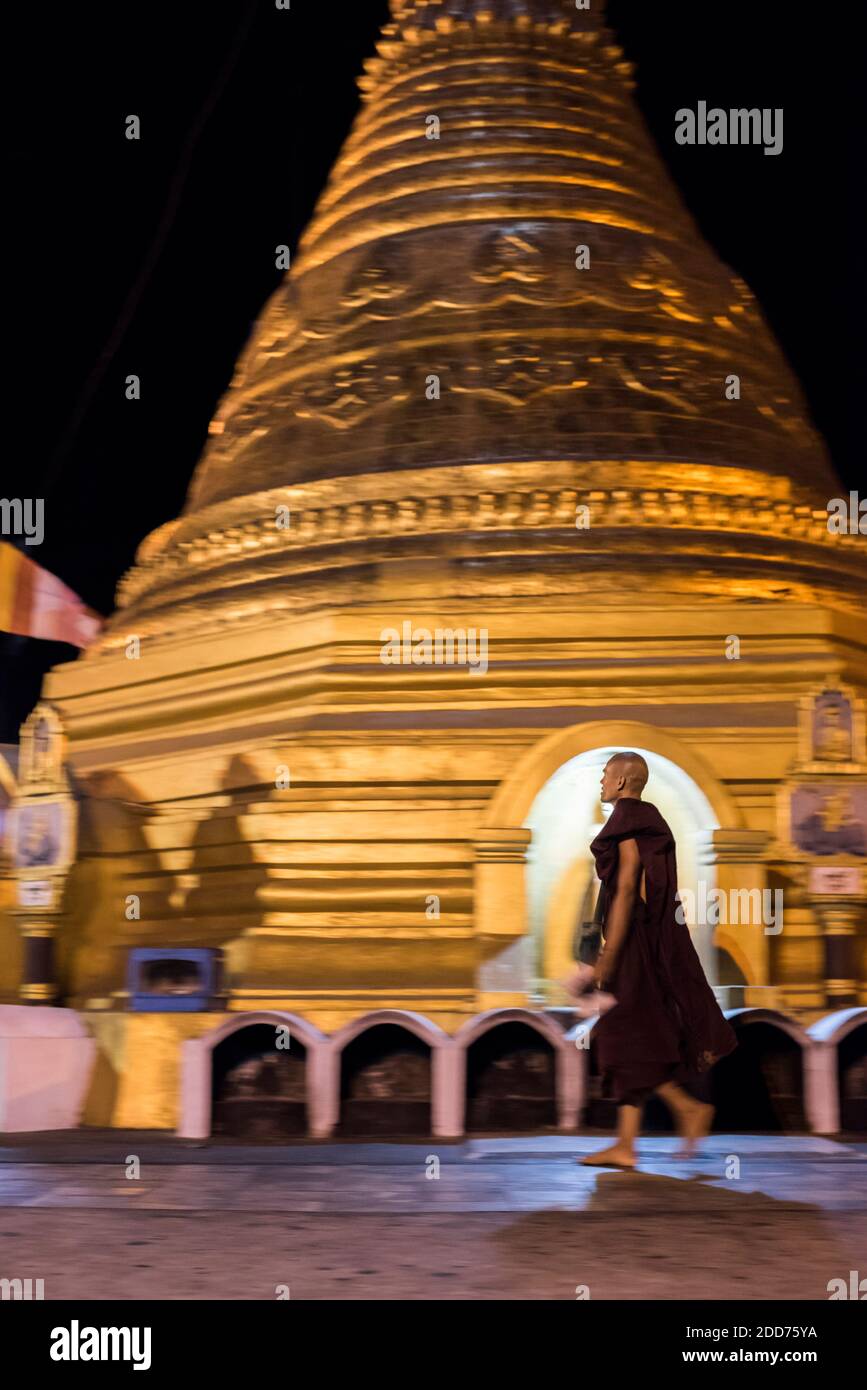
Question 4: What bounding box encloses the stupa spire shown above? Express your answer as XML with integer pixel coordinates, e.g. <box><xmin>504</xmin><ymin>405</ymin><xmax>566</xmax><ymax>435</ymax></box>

<box><xmin>180</xmin><ymin>0</ymin><xmax>829</xmax><ymax>517</ymax></box>
<box><xmin>106</xmin><ymin>0</ymin><xmax>858</xmax><ymax>638</ymax></box>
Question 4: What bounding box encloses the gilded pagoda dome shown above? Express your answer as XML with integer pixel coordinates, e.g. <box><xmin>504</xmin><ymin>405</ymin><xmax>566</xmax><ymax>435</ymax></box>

<box><xmin>39</xmin><ymin>0</ymin><xmax>867</xmax><ymax>1054</ymax></box>
<box><xmin>106</xmin><ymin>0</ymin><xmax>863</xmax><ymax>644</ymax></box>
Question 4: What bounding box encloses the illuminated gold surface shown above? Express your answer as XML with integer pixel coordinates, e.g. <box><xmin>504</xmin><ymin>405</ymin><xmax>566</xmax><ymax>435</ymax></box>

<box><xmin>82</xmin><ymin>1013</ymin><xmax>227</xmax><ymax>1129</ymax></box>
<box><xmin>75</xmin><ymin>0</ymin><xmax>859</xmax><ymax>641</ymax></box>
<box><xmin>39</xmin><ymin>0</ymin><xmax>865</xmax><ymax>1082</ymax></box>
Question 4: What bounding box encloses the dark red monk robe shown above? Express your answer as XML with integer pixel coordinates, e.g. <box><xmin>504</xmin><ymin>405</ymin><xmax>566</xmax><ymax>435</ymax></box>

<box><xmin>590</xmin><ymin>797</ymin><xmax>737</xmax><ymax>1106</ymax></box>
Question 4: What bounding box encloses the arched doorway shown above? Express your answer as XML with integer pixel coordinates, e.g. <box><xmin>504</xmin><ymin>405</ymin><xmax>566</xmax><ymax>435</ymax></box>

<box><xmin>465</xmin><ymin>1021</ymin><xmax>557</xmax><ymax>1132</ymax></box>
<box><xmin>211</xmin><ymin>1022</ymin><xmax>307</xmax><ymax>1139</ymax></box>
<box><xmin>477</xmin><ymin>721</ymin><xmax>745</xmax><ymax>1004</ymax></box>
<box><xmin>716</xmin><ymin>946</ymin><xmax>749</xmax><ymax>992</ymax></box>
<box><xmin>715</xmin><ymin>1014</ymin><xmax>808</xmax><ymax>1132</ymax></box>
<box><xmin>177</xmin><ymin>1012</ymin><xmax>329</xmax><ymax>1140</ymax></box>
<box><xmin>338</xmin><ymin>1023</ymin><xmax>433</xmax><ymax>1137</ymax></box>
<box><xmin>524</xmin><ymin>745</ymin><xmax>720</xmax><ymax>991</ymax></box>
<box><xmin>839</xmin><ymin>1023</ymin><xmax>867</xmax><ymax>1133</ymax></box>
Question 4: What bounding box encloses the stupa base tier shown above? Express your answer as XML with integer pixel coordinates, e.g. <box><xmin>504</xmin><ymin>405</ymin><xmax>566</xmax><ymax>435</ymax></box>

<box><xmin>15</xmin><ymin>585</ymin><xmax>858</xmax><ymax>1053</ymax></box>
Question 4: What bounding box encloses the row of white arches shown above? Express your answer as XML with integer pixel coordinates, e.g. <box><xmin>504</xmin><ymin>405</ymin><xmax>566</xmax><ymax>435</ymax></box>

<box><xmin>178</xmin><ymin>1005</ymin><xmax>867</xmax><ymax>1141</ymax></box>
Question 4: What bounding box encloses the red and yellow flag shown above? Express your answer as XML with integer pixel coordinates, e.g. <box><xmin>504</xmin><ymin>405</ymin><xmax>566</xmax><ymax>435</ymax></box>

<box><xmin>0</xmin><ymin>542</ymin><xmax>103</xmax><ymax>647</ymax></box>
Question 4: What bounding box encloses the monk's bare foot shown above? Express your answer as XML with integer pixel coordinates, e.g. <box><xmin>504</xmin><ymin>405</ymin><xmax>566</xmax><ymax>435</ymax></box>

<box><xmin>580</xmin><ymin>1143</ymin><xmax>637</xmax><ymax>1169</ymax></box>
<box><xmin>675</xmin><ymin>1101</ymin><xmax>714</xmax><ymax>1158</ymax></box>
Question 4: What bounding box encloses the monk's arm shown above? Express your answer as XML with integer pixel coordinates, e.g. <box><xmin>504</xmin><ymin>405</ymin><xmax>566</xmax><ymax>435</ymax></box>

<box><xmin>598</xmin><ymin>837</ymin><xmax>640</xmax><ymax>985</ymax></box>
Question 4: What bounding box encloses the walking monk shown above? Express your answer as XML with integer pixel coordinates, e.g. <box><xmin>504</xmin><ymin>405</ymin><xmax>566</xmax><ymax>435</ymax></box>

<box><xmin>567</xmin><ymin>752</ymin><xmax>737</xmax><ymax>1169</ymax></box>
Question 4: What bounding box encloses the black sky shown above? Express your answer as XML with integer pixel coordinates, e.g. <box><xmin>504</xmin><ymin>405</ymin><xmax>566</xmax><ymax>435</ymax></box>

<box><xmin>3</xmin><ymin>0</ymin><xmax>865</xmax><ymax>739</ymax></box>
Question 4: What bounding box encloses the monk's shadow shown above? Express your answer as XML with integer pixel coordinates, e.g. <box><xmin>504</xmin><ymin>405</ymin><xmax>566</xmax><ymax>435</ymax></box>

<box><xmin>489</xmin><ymin>1165</ymin><xmax>861</xmax><ymax>1299</ymax></box>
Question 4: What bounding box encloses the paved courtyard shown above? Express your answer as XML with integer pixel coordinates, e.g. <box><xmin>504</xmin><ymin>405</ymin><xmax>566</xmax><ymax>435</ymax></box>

<box><xmin>1</xmin><ymin>1134</ymin><xmax>865</xmax><ymax>1300</ymax></box>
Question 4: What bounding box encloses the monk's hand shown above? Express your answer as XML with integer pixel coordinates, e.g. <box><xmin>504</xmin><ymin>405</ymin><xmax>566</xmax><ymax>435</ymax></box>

<box><xmin>563</xmin><ymin>965</ymin><xmax>592</xmax><ymax>998</ymax></box>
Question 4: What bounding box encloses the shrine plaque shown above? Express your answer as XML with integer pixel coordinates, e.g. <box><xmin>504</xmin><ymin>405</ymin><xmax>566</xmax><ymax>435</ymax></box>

<box><xmin>17</xmin><ymin>879</ymin><xmax>53</xmax><ymax>908</ymax></box>
<box><xmin>808</xmin><ymin>866</ymin><xmax>861</xmax><ymax>895</ymax></box>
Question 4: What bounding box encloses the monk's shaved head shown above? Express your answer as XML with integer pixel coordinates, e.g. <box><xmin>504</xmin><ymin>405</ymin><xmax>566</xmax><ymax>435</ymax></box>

<box><xmin>600</xmin><ymin>752</ymin><xmax>649</xmax><ymax>804</ymax></box>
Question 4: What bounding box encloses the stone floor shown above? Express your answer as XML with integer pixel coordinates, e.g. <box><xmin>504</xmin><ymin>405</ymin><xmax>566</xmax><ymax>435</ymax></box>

<box><xmin>0</xmin><ymin>1133</ymin><xmax>865</xmax><ymax>1299</ymax></box>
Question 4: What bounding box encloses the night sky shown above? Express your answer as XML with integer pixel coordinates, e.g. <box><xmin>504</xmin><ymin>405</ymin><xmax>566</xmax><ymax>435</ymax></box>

<box><xmin>3</xmin><ymin>0</ymin><xmax>864</xmax><ymax>740</ymax></box>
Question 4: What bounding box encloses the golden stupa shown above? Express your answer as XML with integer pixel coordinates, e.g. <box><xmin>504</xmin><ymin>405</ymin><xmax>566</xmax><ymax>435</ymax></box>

<box><xmin>5</xmin><ymin>0</ymin><xmax>865</xmax><ymax>1128</ymax></box>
